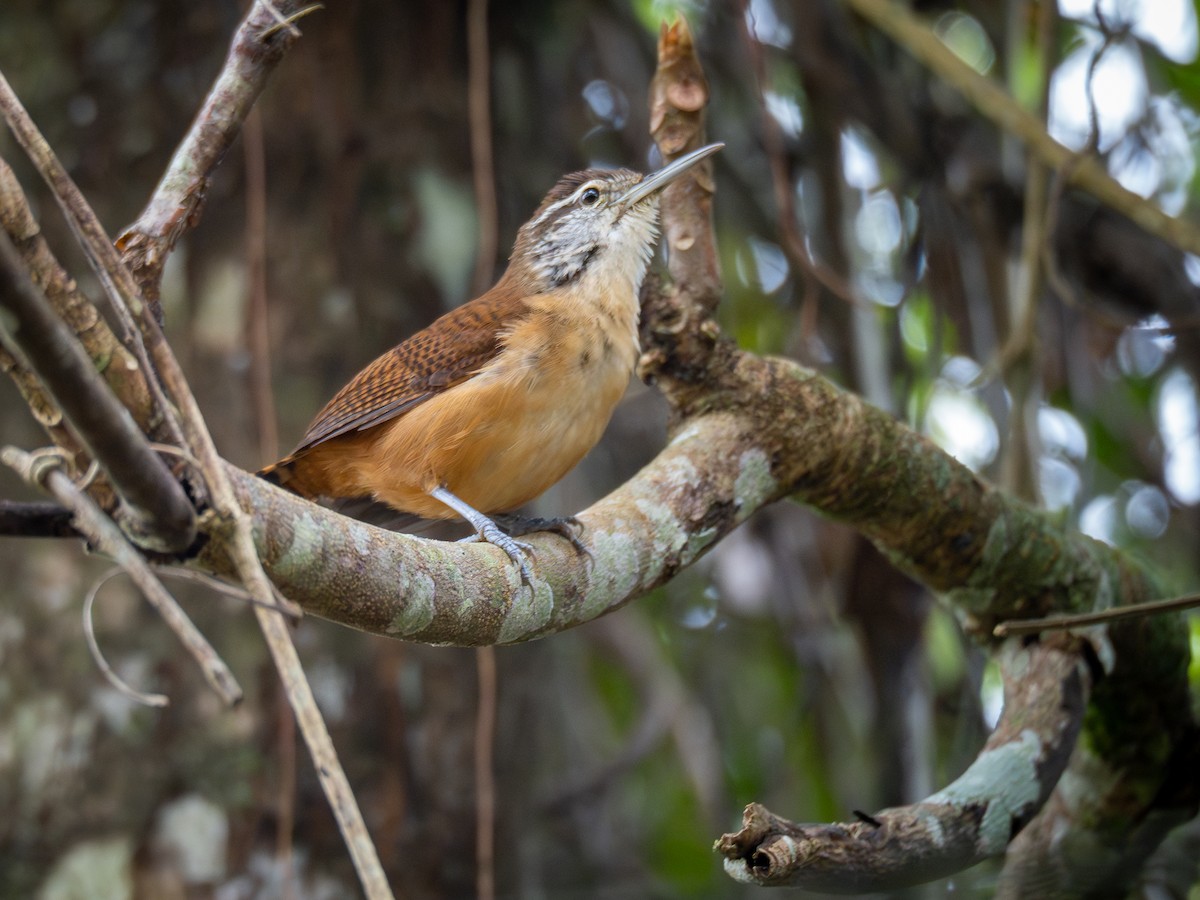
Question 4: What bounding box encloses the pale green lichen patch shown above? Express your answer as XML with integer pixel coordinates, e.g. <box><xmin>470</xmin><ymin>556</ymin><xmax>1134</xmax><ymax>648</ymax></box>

<box><xmin>912</xmin><ymin>807</ymin><xmax>947</xmax><ymax>847</ymax></box>
<box><xmin>271</xmin><ymin>510</ymin><xmax>325</xmax><ymax>583</ymax></box>
<box><xmin>927</xmin><ymin>728</ymin><xmax>1043</xmax><ymax>855</ymax></box>
<box><xmin>346</xmin><ymin>518</ymin><xmax>375</xmax><ymax>556</ymax></box>
<box><xmin>634</xmin><ymin>497</ymin><xmax>686</xmax><ymax>564</ymax></box>
<box><xmin>734</xmin><ymin>448</ymin><xmax>776</xmax><ymax>514</ymax></box>
<box><xmin>582</xmin><ymin>523</ymin><xmax>642</xmax><ymax>619</ymax></box>
<box><xmin>386</xmin><ymin>567</ymin><xmax>436</xmax><ymax>636</ymax></box>
<box><xmin>682</xmin><ymin>526</ymin><xmax>718</xmax><ymax>566</ymax></box>
<box><xmin>497</xmin><ymin>578</ymin><xmax>555</xmax><ymax>643</ymax></box>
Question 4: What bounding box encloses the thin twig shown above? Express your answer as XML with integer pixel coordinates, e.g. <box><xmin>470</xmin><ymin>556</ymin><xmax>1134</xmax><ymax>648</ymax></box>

<box><xmin>993</xmin><ymin>0</ymin><xmax>1057</xmax><ymax>500</ymax></box>
<box><xmin>0</xmin><ymin>230</ymin><xmax>196</xmax><ymax>552</ymax></box>
<box><xmin>243</xmin><ymin>106</ymin><xmax>280</xmax><ymax>464</ymax></box>
<box><xmin>844</xmin><ymin>0</ymin><xmax>1200</xmax><ymax>260</ymax></box>
<box><xmin>1</xmin><ymin>446</ymin><xmax>241</xmax><ymax>706</ymax></box>
<box><xmin>474</xmin><ymin>644</ymin><xmax>497</xmax><ymax>900</ymax></box>
<box><xmin>0</xmin><ymin>70</ymin><xmax>188</xmax><ymax>455</ymax></box>
<box><xmin>994</xmin><ymin>593</ymin><xmax>1200</xmax><ymax>637</ymax></box>
<box><xmin>0</xmin><ymin>157</ymin><xmax>155</xmax><ymax>440</ymax></box>
<box><xmin>261</xmin><ymin>2</ymin><xmax>323</xmax><ymax>41</ymax></box>
<box><xmin>242</xmin><ymin>97</ymin><xmax>294</xmax><ymax>891</ymax></box>
<box><xmin>468</xmin><ymin>0</ymin><xmax>497</xmax><ymax>296</ymax></box>
<box><xmin>153</xmin><ymin>565</ymin><xmax>304</xmax><ymax>620</ymax></box>
<box><xmin>83</xmin><ymin>568</ymin><xmax>169</xmax><ymax>708</ymax></box>
<box><xmin>467</xmin><ymin>6</ymin><xmax>499</xmax><ymax>892</ymax></box>
<box><xmin>738</xmin><ymin>0</ymin><xmax>865</xmax><ymax>310</ymax></box>
<box><xmin>4</xmin><ymin>13</ymin><xmax>391</xmax><ymax>895</ymax></box>
<box><xmin>116</xmin><ymin>0</ymin><xmax>315</xmax><ymax>304</ymax></box>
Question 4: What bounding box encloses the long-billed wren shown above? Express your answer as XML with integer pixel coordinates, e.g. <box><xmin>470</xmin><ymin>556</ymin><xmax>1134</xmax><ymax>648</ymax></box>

<box><xmin>260</xmin><ymin>143</ymin><xmax>723</xmax><ymax>581</ymax></box>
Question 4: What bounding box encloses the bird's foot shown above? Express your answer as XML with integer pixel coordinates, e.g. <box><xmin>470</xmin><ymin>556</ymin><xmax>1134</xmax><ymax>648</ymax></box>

<box><xmin>493</xmin><ymin>513</ymin><xmax>590</xmax><ymax>559</ymax></box>
<box><xmin>464</xmin><ymin>520</ymin><xmax>536</xmax><ymax>586</ymax></box>
<box><xmin>431</xmin><ymin>486</ymin><xmax>536</xmax><ymax>586</ymax></box>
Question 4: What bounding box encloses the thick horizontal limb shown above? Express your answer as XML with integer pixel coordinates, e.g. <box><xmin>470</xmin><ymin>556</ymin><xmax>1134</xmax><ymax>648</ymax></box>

<box><xmin>202</xmin><ymin>341</ymin><xmax>1155</xmax><ymax>649</ymax></box>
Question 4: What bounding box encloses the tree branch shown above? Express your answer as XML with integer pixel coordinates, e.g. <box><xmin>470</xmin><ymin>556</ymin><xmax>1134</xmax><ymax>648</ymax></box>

<box><xmin>0</xmin><ymin>157</ymin><xmax>154</xmax><ymax>416</ymax></box>
<box><xmin>0</xmin><ymin>500</ymin><xmax>76</xmax><ymax>537</ymax></box>
<box><xmin>717</xmin><ymin>637</ymin><xmax>1091</xmax><ymax>889</ymax></box>
<box><xmin>4</xmin><ymin>11</ymin><xmax>392</xmax><ymax>895</ymax></box>
<box><xmin>1</xmin><ymin>447</ymin><xmax>238</xmax><ymax>705</ymax></box>
<box><xmin>2</xmin><ymin>6</ymin><xmax>1192</xmax><ymax>894</ymax></box>
<box><xmin>843</xmin><ymin>0</ymin><xmax>1200</xmax><ymax>260</ymax></box>
<box><xmin>0</xmin><ymin>231</ymin><xmax>196</xmax><ymax>552</ymax></box>
<box><xmin>0</xmin><ymin>71</ymin><xmax>188</xmax><ymax>456</ymax></box>
<box><xmin>116</xmin><ymin>0</ymin><xmax>317</xmax><ymax>305</ymax></box>
<box><xmin>648</xmin><ymin>17</ymin><xmax>721</xmax><ymax>316</ymax></box>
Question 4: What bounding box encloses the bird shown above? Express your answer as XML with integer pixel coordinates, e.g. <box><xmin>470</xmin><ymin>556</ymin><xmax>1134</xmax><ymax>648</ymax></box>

<box><xmin>259</xmin><ymin>142</ymin><xmax>723</xmax><ymax>583</ymax></box>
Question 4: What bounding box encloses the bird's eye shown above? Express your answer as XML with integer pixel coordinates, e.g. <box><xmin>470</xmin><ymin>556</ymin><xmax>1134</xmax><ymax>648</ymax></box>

<box><xmin>580</xmin><ymin>187</ymin><xmax>601</xmax><ymax>206</ymax></box>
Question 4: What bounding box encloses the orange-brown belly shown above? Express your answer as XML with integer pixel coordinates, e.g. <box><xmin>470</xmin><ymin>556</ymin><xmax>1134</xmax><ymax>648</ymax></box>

<box><xmin>287</xmin><ymin>342</ymin><xmax>632</xmax><ymax>518</ymax></box>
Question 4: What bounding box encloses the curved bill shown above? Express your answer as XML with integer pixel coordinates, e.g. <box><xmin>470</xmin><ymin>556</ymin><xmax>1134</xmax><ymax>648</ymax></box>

<box><xmin>617</xmin><ymin>142</ymin><xmax>725</xmax><ymax>207</ymax></box>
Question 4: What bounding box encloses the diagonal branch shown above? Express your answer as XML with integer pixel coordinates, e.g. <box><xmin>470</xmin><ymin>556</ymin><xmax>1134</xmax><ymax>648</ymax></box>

<box><xmin>3</xmin><ymin>10</ymin><xmax>391</xmax><ymax>897</ymax></box>
<box><xmin>0</xmin><ymin>73</ymin><xmax>188</xmax><ymax>454</ymax></box>
<box><xmin>716</xmin><ymin>637</ymin><xmax>1091</xmax><ymax>889</ymax></box>
<box><xmin>0</xmin><ymin>231</ymin><xmax>196</xmax><ymax>552</ymax></box>
<box><xmin>0</xmin><ymin>158</ymin><xmax>155</xmax><ymax>428</ymax></box>
<box><xmin>117</xmin><ymin>0</ymin><xmax>317</xmax><ymax>306</ymax></box>
<box><xmin>1</xmin><ymin>447</ymin><xmax>238</xmax><ymax>705</ymax></box>
<box><xmin>843</xmin><ymin>0</ymin><xmax>1200</xmax><ymax>260</ymax></box>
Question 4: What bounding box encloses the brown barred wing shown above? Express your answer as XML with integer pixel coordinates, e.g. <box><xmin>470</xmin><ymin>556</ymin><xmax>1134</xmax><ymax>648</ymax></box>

<box><xmin>292</xmin><ymin>291</ymin><xmax>530</xmax><ymax>453</ymax></box>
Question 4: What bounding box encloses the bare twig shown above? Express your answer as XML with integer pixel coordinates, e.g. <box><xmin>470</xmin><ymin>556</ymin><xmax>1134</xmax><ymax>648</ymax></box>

<box><xmin>0</xmin><ymin>231</ymin><xmax>196</xmax><ymax>552</ymax></box>
<box><xmin>243</xmin><ymin>106</ymin><xmax>280</xmax><ymax>463</ymax></box>
<box><xmin>241</xmin><ymin>97</ymin><xmax>294</xmax><ymax>888</ymax></box>
<box><xmin>260</xmin><ymin>1</ymin><xmax>321</xmax><ymax>40</ymax></box>
<box><xmin>844</xmin><ymin>0</ymin><xmax>1200</xmax><ymax>259</ymax></box>
<box><xmin>995</xmin><ymin>593</ymin><xmax>1200</xmax><ymax>636</ymax></box>
<box><xmin>153</xmin><ymin>564</ymin><xmax>303</xmax><ymax>620</ymax></box>
<box><xmin>737</xmin><ymin>0</ymin><xmax>866</xmax><ymax>311</ymax></box>
<box><xmin>83</xmin><ymin>568</ymin><xmax>169</xmax><ymax>708</ymax></box>
<box><xmin>468</xmin><ymin>0</ymin><xmax>498</xmax><ymax>296</ymax></box>
<box><xmin>1</xmin><ymin>446</ymin><xmax>240</xmax><ymax>706</ymax></box>
<box><xmin>474</xmin><ymin>644</ymin><xmax>497</xmax><ymax>900</ymax></box>
<box><xmin>0</xmin><ymin>157</ymin><xmax>153</xmax><ymax>436</ymax></box>
<box><xmin>718</xmin><ymin>638</ymin><xmax>1090</xmax><ymax>889</ymax></box>
<box><xmin>467</xmin><ymin>6</ymin><xmax>499</xmax><ymax>893</ymax></box>
<box><xmin>4</xmin><ymin>10</ymin><xmax>391</xmax><ymax>895</ymax></box>
<box><xmin>117</xmin><ymin>0</ymin><xmax>317</xmax><ymax>306</ymax></box>
<box><xmin>994</xmin><ymin>0</ymin><xmax>1057</xmax><ymax>500</ymax></box>
<box><xmin>0</xmin><ymin>72</ymin><xmax>187</xmax><ymax>455</ymax></box>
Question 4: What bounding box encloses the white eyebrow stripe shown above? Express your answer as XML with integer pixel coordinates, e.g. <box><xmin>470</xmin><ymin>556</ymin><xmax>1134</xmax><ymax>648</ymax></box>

<box><xmin>527</xmin><ymin>180</ymin><xmax>604</xmax><ymax>229</ymax></box>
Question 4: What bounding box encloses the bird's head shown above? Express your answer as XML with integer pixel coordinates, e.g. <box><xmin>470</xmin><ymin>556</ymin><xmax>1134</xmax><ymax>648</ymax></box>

<box><xmin>508</xmin><ymin>143</ymin><xmax>723</xmax><ymax>293</ymax></box>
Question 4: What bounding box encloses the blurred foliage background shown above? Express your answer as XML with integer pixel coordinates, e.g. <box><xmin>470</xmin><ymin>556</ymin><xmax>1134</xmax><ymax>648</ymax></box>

<box><xmin>1</xmin><ymin>0</ymin><xmax>1200</xmax><ymax>896</ymax></box>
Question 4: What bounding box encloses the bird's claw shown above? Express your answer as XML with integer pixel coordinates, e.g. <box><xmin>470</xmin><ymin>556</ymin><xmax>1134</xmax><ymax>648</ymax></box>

<box><xmin>494</xmin><ymin>513</ymin><xmax>591</xmax><ymax>561</ymax></box>
<box><xmin>460</xmin><ymin>524</ymin><xmax>536</xmax><ymax>586</ymax></box>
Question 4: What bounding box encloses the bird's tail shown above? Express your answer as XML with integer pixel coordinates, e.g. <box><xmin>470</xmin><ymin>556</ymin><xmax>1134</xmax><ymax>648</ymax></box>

<box><xmin>256</xmin><ymin>455</ymin><xmax>317</xmax><ymax>499</ymax></box>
